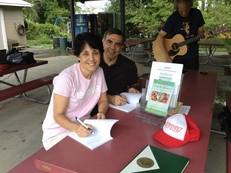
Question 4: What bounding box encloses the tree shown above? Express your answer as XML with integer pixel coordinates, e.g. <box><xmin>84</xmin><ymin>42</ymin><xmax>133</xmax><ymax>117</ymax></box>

<box><xmin>105</xmin><ymin>0</ymin><xmax>231</xmax><ymax>38</ymax></box>
<box><xmin>125</xmin><ymin>0</ymin><xmax>173</xmax><ymax>37</ymax></box>
<box><xmin>23</xmin><ymin>0</ymin><xmax>70</xmax><ymax>24</ymax></box>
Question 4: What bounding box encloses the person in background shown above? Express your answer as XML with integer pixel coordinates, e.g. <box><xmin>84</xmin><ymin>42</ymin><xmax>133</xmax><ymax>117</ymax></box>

<box><xmin>156</xmin><ymin>0</ymin><xmax>212</xmax><ymax>70</ymax></box>
<box><xmin>42</xmin><ymin>32</ymin><xmax>108</xmax><ymax>150</ymax></box>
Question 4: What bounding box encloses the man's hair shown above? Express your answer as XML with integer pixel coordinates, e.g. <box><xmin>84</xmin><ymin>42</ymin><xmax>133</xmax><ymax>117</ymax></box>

<box><xmin>174</xmin><ymin>0</ymin><xmax>193</xmax><ymax>9</ymax></box>
<box><xmin>103</xmin><ymin>28</ymin><xmax>125</xmax><ymax>44</ymax></box>
<box><xmin>73</xmin><ymin>32</ymin><xmax>104</xmax><ymax>58</ymax></box>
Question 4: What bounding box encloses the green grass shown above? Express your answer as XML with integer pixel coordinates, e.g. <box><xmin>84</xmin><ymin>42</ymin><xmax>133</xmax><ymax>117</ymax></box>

<box><xmin>27</xmin><ymin>39</ymin><xmax>53</xmax><ymax>49</ymax></box>
<box><xmin>199</xmin><ymin>46</ymin><xmax>227</xmax><ymax>52</ymax></box>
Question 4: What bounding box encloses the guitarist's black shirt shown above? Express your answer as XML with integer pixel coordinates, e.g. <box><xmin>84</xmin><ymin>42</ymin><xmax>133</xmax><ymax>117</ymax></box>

<box><xmin>162</xmin><ymin>8</ymin><xmax>205</xmax><ymax>59</ymax></box>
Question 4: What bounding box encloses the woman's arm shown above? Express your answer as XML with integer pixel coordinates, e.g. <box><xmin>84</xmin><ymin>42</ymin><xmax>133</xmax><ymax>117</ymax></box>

<box><xmin>53</xmin><ymin>93</ymin><xmax>92</xmax><ymax>137</ymax></box>
<box><xmin>97</xmin><ymin>92</ymin><xmax>108</xmax><ymax>119</ymax></box>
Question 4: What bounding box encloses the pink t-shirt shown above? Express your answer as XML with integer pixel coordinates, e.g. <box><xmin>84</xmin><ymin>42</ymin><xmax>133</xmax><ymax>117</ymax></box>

<box><xmin>42</xmin><ymin>63</ymin><xmax>107</xmax><ymax>136</ymax></box>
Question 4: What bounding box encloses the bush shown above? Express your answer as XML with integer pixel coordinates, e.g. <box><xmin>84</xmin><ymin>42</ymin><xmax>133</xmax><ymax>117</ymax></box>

<box><xmin>26</xmin><ymin>20</ymin><xmax>60</xmax><ymax>40</ymax></box>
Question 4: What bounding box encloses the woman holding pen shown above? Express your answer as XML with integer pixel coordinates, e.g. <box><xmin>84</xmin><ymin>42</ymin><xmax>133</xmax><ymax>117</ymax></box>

<box><xmin>42</xmin><ymin>32</ymin><xmax>108</xmax><ymax>150</ymax></box>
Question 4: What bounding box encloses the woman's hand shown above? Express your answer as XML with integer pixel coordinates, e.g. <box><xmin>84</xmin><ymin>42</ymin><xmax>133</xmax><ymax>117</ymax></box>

<box><xmin>75</xmin><ymin>123</ymin><xmax>93</xmax><ymax>137</ymax></box>
<box><xmin>97</xmin><ymin>112</ymin><xmax>106</xmax><ymax>119</ymax></box>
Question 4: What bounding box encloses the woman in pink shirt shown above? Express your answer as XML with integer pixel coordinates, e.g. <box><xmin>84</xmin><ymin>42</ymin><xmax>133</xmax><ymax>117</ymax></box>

<box><xmin>42</xmin><ymin>33</ymin><xmax>108</xmax><ymax>150</ymax></box>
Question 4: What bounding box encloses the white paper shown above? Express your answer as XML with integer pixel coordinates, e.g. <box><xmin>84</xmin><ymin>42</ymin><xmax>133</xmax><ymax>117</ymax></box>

<box><xmin>178</xmin><ymin>106</ymin><xmax>191</xmax><ymax>115</ymax></box>
<box><xmin>68</xmin><ymin>119</ymin><xmax>118</xmax><ymax>150</ymax></box>
<box><xmin>109</xmin><ymin>92</ymin><xmax>142</xmax><ymax>113</ymax></box>
<box><xmin>146</xmin><ymin>62</ymin><xmax>183</xmax><ymax>108</ymax></box>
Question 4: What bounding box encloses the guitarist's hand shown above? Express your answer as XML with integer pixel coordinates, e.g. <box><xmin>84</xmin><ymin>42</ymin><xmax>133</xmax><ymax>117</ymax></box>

<box><xmin>165</xmin><ymin>55</ymin><xmax>172</xmax><ymax>63</ymax></box>
<box><xmin>204</xmin><ymin>31</ymin><xmax>213</xmax><ymax>39</ymax></box>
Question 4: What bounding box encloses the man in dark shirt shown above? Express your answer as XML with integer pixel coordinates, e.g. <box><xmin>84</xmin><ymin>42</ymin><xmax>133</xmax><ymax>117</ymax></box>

<box><xmin>101</xmin><ymin>28</ymin><xmax>140</xmax><ymax>106</ymax></box>
<box><xmin>156</xmin><ymin>0</ymin><xmax>211</xmax><ymax>70</ymax></box>
<box><xmin>91</xmin><ymin>28</ymin><xmax>140</xmax><ymax>116</ymax></box>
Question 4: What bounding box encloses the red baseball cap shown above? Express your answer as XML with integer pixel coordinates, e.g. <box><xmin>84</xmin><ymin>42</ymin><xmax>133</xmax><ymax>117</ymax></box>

<box><xmin>153</xmin><ymin>113</ymin><xmax>201</xmax><ymax>148</ymax></box>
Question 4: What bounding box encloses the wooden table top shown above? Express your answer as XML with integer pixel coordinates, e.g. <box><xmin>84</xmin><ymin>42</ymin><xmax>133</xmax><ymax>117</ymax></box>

<box><xmin>199</xmin><ymin>38</ymin><xmax>225</xmax><ymax>46</ymax></box>
<box><xmin>124</xmin><ymin>38</ymin><xmax>155</xmax><ymax>46</ymax></box>
<box><xmin>0</xmin><ymin>60</ymin><xmax>48</xmax><ymax>76</ymax></box>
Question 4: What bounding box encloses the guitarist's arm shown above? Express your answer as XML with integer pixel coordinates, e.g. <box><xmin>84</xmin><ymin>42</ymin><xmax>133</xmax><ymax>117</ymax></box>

<box><xmin>198</xmin><ymin>26</ymin><xmax>213</xmax><ymax>39</ymax></box>
<box><xmin>156</xmin><ymin>30</ymin><xmax>172</xmax><ymax>63</ymax></box>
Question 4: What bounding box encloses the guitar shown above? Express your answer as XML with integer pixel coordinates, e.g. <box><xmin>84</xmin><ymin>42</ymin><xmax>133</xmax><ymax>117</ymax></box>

<box><xmin>153</xmin><ymin>25</ymin><xmax>229</xmax><ymax>62</ymax></box>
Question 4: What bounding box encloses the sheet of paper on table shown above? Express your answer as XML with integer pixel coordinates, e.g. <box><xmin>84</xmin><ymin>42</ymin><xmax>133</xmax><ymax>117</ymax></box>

<box><xmin>178</xmin><ymin>105</ymin><xmax>191</xmax><ymax>115</ymax></box>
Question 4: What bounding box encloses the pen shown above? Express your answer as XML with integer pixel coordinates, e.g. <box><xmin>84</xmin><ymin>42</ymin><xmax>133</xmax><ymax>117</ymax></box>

<box><xmin>75</xmin><ymin>117</ymin><xmax>94</xmax><ymax>134</ymax></box>
<box><xmin>115</xmin><ymin>92</ymin><xmax>130</xmax><ymax>104</ymax></box>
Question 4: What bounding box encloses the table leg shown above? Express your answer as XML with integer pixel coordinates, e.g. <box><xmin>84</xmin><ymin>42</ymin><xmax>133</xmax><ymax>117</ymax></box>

<box><xmin>130</xmin><ymin>43</ymin><xmax>153</xmax><ymax>63</ymax></box>
<box><xmin>22</xmin><ymin>85</ymin><xmax>52</xmax><ymax>104</ymax></box>
<box><xmin>1</xmin><ymin>69</ymin><xmax>51</xmax><ymax>104</ymax></box>
<box><xmin>126</xmin><ymin>45</ymin><xmax>134</xmax><ymax>57</ymax></box>
<box><xmin>200</xmin><ymin>46</ymin><xmax>209</xmax><ymax>65</ymax></box>
<box><xmin>130</xmin><ymin>45</ymin><xmax>138</xmax><ymax>61</ymax></box>
<box><xmin>207</xmin><ymin>46</ymin><xmax>231</xmax><ymax>66</ymax></box>
<box><xmin>20</xmin><ymin>69</ymin><xmax>52</xmax><ymax>104</ymax></box>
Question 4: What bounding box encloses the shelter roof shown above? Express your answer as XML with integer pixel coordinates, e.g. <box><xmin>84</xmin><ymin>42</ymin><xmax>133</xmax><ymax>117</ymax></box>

<box><xmin>0</xmin><ymin>0</ymin><xmax>33</xmax><ymax>7</ymax></box>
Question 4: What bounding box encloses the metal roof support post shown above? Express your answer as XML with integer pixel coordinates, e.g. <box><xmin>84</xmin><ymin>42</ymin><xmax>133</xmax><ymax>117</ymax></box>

<box><xmin>70</xmin><ymin>0</ymin><xmax>75</xmax><ymax>47</ymax></box>
<box><xmin>120</xmin><ymin>0</ymin><xmax>125</xmax><ymax>36</ymax></box>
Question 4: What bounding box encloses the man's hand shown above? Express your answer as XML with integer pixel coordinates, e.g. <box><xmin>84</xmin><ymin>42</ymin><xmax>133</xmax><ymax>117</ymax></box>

<box><xmin>108</xmin><ymin>94</ymin><xmax>128</xmax><ymax>106</ymax></box>
<box><xmin>128</xmin><ymin>87</ymin><xmax>140</xmax><ymax>93</ymax></box>
<box><xmin>204</xmin><ymin>31</ymin><xmax>213</xmax><ymax>39</ymax></box>
<box><xmin>165</xmin><ymin>55</ymin><xmax>172</xmax><ymax>63</ymax></box>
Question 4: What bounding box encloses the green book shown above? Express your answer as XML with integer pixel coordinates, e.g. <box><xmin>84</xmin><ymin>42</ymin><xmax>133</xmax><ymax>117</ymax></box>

<box><xmin>145</xmin><ymin>79</ymin><xmax>175</xmax><ymax>116</ymax></box>
<box><xmin>120</xmin><ymin>145</ymin><xmax>189</xmax><ymax>173</ymax></box>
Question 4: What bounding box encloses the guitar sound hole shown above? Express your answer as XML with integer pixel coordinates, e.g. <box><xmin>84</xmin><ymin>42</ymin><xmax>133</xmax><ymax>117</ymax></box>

<box><xmin>168</xmin><ymin>43</ymin><xmax>179</xmax><ymax>56</ymax></box>
<box><xmin>172</xmin><ymin>43</ymin><xmax>179</xmax><ymax>51</ymax></box>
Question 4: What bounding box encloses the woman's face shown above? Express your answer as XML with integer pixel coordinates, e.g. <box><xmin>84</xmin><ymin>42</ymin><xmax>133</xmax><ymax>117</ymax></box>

<box><xmin>78</xmin><ymin>43</ymin><xmax>101</xmax><ymax>79</ymax></box>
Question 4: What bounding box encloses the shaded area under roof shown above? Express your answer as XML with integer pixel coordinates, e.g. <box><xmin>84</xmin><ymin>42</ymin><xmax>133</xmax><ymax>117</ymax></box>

<box><xmin>69</xmin><ymin>0</ymin><xmax>125</xmax><ymax>43</ymax></box>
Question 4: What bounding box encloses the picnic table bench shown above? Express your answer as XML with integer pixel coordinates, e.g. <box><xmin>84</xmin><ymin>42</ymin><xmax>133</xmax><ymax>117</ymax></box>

<box><xmin>0</xmin><ymin>60</ymin><xmax>57</xmax><ymax>104</ymax></box>
<box><xmin>0</xmin><ymin>73</ymin><xmax>57</xmax><ymax>104</ymax></box>
<box><xmin>124</xmin><ymin>38</ymin><xmax>155</xmax><ymax>62</ymax></box>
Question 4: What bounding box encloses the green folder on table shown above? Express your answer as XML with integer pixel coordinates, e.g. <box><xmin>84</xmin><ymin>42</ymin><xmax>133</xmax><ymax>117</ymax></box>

<box><xmin>120</xmin><ymin>145</ymin><xmax>189</xmax><ymax>173</ymax></box>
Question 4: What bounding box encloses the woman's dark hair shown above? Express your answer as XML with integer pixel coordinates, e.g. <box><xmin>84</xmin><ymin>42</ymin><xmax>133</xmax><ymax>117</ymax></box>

<box><xmin>73</xmin><ymin>32</ymin><xmax>104</xmax><ymax>58</ymax></box>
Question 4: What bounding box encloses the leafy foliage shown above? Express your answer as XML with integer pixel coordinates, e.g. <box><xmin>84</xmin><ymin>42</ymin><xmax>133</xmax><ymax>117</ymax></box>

<box><xmin>105</xmin><ymin>0</ymin><xmax>231</xmax><ymax>38</ymax></box>
<box><xmin>23</xmin><ymin>0</ymin><xmax>71</xmax><ymax>44</ymax></box>
<box><xmin>202</xmin><ymin>4</ymin><xmax>231</xmax><ymax>32</ymax></box>
<box><xmin>126</xmin><ymin>0</ymin><xmax>173</xmax><ymax>37</ymax></box>
<box><xmin>23</xmin><ymin>0</ymin><xmax>70</xmax><ymax>24</ymax></box>
<box><xmin>26</xmin><ymin>20</ymin><xmax>60</xmax><ymax>40</ymax></box>
<box><xmin>22</xmin><ymin>0</ymin><xmax>231</xmax><ymax>41</ymax></box>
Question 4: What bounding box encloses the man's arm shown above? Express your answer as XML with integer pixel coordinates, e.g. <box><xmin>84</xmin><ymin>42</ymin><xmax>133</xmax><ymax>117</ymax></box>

<box><xmin>127</xmin><ymin>79</ymin><xmax>141</xmax><ymax>93</ymax></box>
<box><xmin>198</xmin><ymin>26</ymin><xmax>212</xmax><ymax>39</ymax></box>
<box><xmin>156</xmin><ymin>30</ymin><xmax>172</xmax><ymax>62</ymax></box>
